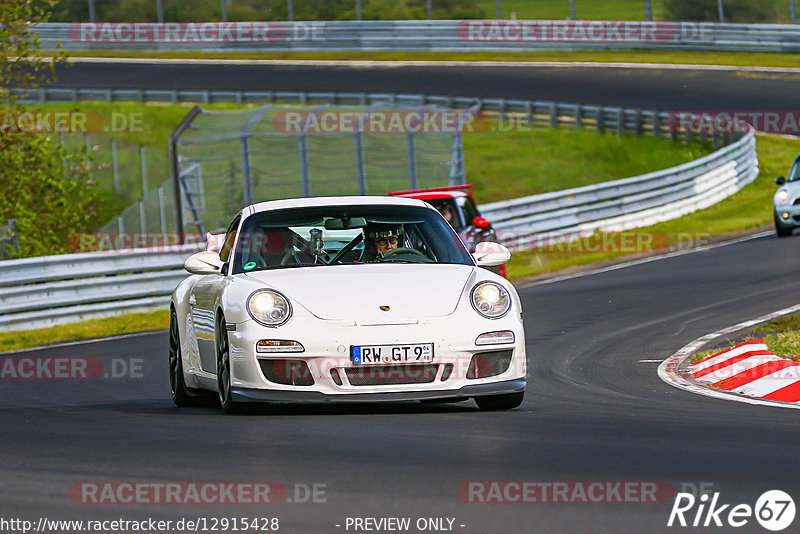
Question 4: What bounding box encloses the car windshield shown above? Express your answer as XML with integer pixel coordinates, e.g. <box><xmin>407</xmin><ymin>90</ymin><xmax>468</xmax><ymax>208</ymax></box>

<box><xmin>788</xmin><ymin>157</ymin><xmax>800</xmax><ymax>182</ymax></box>
<box><xmin>231</xmin><ymin>204</ymin><xmax>474</xmax><ymax>274</ymax></box>
<box><xmin>426</xmin><ymin>198</ymin><xmax>464</xmax><ymax>231</ymax></box>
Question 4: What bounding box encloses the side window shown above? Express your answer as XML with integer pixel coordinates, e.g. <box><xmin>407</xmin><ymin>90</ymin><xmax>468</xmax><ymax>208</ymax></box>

<box><xmin>219</xmin><ymin>215</ymin><xmax>241</xmax><ymax>264</ymax></box>
<box><xmin>459</xmin><ymin>197</ymin><xmax>480</xmax><ymax>224</ymax></box>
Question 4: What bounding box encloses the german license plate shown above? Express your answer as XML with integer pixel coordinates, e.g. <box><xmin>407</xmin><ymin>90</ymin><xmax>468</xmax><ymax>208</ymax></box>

<box><xmin>351</xmin><ymin>343</ymin><xmax>434</xmax><ymax>365</ymax></box>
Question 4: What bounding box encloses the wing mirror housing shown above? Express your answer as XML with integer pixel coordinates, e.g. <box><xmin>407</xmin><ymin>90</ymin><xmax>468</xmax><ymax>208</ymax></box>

<box><xmin>776</xmin><ymin>176</ymin><xmax>787</xmax><ymax>185</ymax></box>
<box><xmin>185</xmin><ymin>251</ymin><xmax>223</xmax><ymax>275</ymax></box>
<box><xmin>473</xmin><ymin>216</ymin><xmax>491</xmax><ymax>229</ymax></box>
<box><xmin>472</xmin><ymin>242</ymin><xmax>511</xmax><ymax>267</ymax></box>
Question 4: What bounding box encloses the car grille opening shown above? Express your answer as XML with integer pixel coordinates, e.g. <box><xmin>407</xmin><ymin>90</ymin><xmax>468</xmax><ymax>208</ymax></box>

<box><xmin>258</xmin><ymin>358</ymin><xmax>315</xmax><ymax>386</ymax></box>
<box><xmin>345</xmin><ymin>364</ymin><xmax>438</xmax><ymax>386</ymax></box>
<box><xmin>441</xmin><ymin>363</ymin><xmax>454</xmax><ymax>381</ymax></box>
<box><xmin>466</xmin><ymin>350</ymin><xmax>513</xmax><ymax>379</ymax></box>
<box><xmin>331</xmin><ymin>368</ymin><xmax>343</xmax><ymax>386</ymax></box>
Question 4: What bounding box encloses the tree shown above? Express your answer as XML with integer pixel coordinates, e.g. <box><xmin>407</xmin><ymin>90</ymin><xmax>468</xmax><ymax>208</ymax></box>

<box><xmin>0</xmin><ymin>0</ymin><xmax>107</xmax><ymax>258</ymax></box>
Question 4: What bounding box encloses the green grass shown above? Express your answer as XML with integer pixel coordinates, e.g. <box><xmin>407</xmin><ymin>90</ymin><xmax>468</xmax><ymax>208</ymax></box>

<box><xmin>505</xmin><ymin>133</ymin><xmax>800</xmax><ymax>280</ymax></box>
<box><xmin>53</xmin><ymin>49</ymin><xmax>800</xmax><ymax>68</ymax></box>
<box><xmin>691</xmin><ymin>312</ymin><xmax>800</xmax><ymax>365</ymax></box>
<box><xmin>476</xmin><ymin>0</ymin><xmax>667</xmax><ymax>20</ymax></box>
<box><xmin>465</xmin><ymin>127</ymin><xmax>710</xmax><ymax>203</ymax></box>
<box><xmin>0</xmin><ymin>310</ymin><xmax>169</xmax><ymax>354</ymax></box>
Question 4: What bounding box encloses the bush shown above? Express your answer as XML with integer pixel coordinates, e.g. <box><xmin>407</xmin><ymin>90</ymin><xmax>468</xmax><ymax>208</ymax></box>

<box><xmin>1</xmin><ymin>0</ymin><xmax>108</xmax><ymax>258</ymax></box>
<box><xmin>664</xmin><ymin>0</ymin><xmax>777</xmax><ymax>23</ymax></box>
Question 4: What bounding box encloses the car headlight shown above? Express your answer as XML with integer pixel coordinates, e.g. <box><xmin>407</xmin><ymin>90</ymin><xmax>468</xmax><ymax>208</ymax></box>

<box><xmin>778</xmin><ymin>189</ymin><xmax>790</xmax><ymax>204</ymax></box>
<box><xmin>247</xmin><ymin>290</ymin><xmax>292</xmax><ymax>327</ymax></box>
<box><xmin>471</xmin><ymin>282</ymin><xmax>511</xmax><ymax>319</ymax></box>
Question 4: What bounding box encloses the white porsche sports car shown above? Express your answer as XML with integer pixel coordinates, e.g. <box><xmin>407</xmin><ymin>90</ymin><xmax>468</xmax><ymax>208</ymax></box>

<box><xmin>169</xmin><ymin>196</ymin><xmax>526</xmax><ymax>413</ymax></box>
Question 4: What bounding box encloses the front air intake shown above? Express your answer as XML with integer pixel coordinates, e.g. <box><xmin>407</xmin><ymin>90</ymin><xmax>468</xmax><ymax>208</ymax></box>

<box><xmin>258</xmin><ymin>359</ymin><xmax>315</xmax><ymax>386</ymax></box>
<box><xmin>466</xmin><ymin>350</ymin><xmax>513</xmax><ymax>379</ymax></box>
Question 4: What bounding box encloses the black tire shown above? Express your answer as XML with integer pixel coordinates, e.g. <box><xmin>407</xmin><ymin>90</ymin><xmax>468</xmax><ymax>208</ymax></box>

<box><xmin>169</xmin><ymin>308</ymin><xmax>204</xmax><ymax>407</ymax></box>
<box><xmin>775</xmin><ymin>214</ymin><xmax>793</xmax><ymax>237</ymax></box>
<box><xmin>474</xmin><ymin>392</ymin><xmax>525</xmax><ymax>411</ymax></box>
<box><xmin>216</xmin><ymin>313</ymin><xmax>239</xmax><ymax>414</ymax></box>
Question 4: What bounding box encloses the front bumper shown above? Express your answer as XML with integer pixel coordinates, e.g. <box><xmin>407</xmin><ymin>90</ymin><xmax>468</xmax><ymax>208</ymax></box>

<box><xmin>223</xmin><ymin>309</ymin><xmax>527</xmax><ymax>400</ymax></box>
<box><xmin>232</xmin><ymin>377</ymin><xmax>526</xmax><ymax>403</ymax></box>
<box><xmin>774</xmin><ymin>205</ymin><xmax>800</xmax><ymax>227</ymax></box>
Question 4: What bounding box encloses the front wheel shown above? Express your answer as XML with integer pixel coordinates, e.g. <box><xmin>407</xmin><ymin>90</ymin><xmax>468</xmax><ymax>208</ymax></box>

<box><xmin>216</xmin><ymin>314</ymin><xmax>239</xmax><ymax>414</ymax></box>
<box><xmin>474</xmin><ymin>392</ymin><xmax>524</xmax><ymax>411</ymax></box>
<box><xmin>169</xmin><ymin>309</ymin><xmax>204</xmax><ymax>407</ymax></box>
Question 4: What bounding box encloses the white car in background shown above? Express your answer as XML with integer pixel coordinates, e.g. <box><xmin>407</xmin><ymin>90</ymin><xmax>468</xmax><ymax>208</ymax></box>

<box><xmin>169</xmin><ymin>196</ymin><xmax>526</xmax><ymax>413</ymax></box>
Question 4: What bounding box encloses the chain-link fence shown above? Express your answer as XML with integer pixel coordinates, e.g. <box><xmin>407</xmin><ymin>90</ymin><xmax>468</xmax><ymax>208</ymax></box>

<box><xmin>169</xmin><ymin>103</ymin><xmax>469</xmax><ymax>234</ymax></box>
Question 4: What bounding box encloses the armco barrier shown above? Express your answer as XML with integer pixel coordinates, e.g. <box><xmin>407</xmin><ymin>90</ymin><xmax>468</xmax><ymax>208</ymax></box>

<box><xmin>0</xmin><ymin>244</ymin><xmax>202</xmax><ymax>331</ymax></box>
<box><xmin>0</xmin><ymin>130</ymin><xmax>758</xmax><ymax>331</ymax></box>
<box><xmin>480</xmin><ymin>129</ymin><xmax>758</xmax><ymax>249</ymax></box>
<box><xmin>30</xmin><ymin>21</ymin><xmax>800</xmax><ymax>53</ymax></box>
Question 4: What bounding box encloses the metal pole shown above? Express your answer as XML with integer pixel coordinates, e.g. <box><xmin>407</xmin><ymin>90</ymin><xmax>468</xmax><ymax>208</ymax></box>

<box><xmin>449</xmin><ymin>134</ymin><xmax>465</xmax><ymax>186</ymax></box>
<box><xmin>298</xmin><ymin>134</ymin><xmax>311</xmax><ymax>197</ymax></box>
<box><xmin>792</xmin><ymin>0</ymin><xmax>797</xmax><ymax>24</ymax></box>
<box><xmin>287</xmin><ymin>0</ymin><xmax>293</xmax><ymax>21</ymax></box>
<box><xmin>221</xmin><ymin>0</ymin><xmax>227</xmax><ymax>22</ymax></box>
<box><xmin>354</xmin><ymin>132</ymin><xmax>366</xmax><ymax>195</ymax></box>
<box><xmin>240</xmin><ymin>135</ymin><xmax>253</xmax><ymax>206</ymax></box>
<box><xmin>495</xmin><ymin>0</ymin><xmax>501</xmax><ymax>19</ymax></box>
<box><xmin>111</xmin><ymin>138</ymin><xmax>120</xmax><ymax>192</ymax></box>
<box><xmin>644</xmin><ymin>0</ymin><xmax>652</xmax><ymax>21</ymax></box>
<box><xmin>88</xmin><ymin>0</ymin><xmax>95</xmax><ymax>21</ymax></box>
<box><xmin>139</xmin><ymin>200</ymin><xmax>146</xmax><ymax>235</ymax></box>
<box><xmin>356</xmin><ymin>0</ymin><xmax>362</xmax><ymax>20</ymax></box>
<box><xmin>140</xmin><ymin>145</ymin><xmax>148</xmax><ymax>198</ymax></box>
<box><xmin>718</xmin><ymin>0</ymin><xmax>724</xmax><ymax>22</ymax></box>
<box><xmin>426</xmin><ymin>0</ymin><xmax>432</xmax><ymax>20</ymax></box>
<box><xmin>156</xmin><ymin>0</ymin><xmax>163</xmax><ymax>22</ymax></box>
<box><xmin>169</xmin><ymin>105</ymin><xmax>203</xmax><ymax>242</ymax></box>
<box><xmin>158</xmin><ymin>186</ymin><xmax>167</xmax><ymax>234</ymax></box>
<box><xmin>569</xmin><ymin>0</ymin><xmax>576</xmax><ymax>20</ymax></box>
<box><xmin>405</xmin><ymin>134</ymin><xmax>418</xmax><ymax>189</ymax></box>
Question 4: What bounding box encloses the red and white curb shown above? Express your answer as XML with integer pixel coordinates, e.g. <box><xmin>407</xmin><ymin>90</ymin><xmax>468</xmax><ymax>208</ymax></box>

<box><xmin>659</xmin><ymin>303</ymin><xmax>800</xmax><ymax>409</ymax></box>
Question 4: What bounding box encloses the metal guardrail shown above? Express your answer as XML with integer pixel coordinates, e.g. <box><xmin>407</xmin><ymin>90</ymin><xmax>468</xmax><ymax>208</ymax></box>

<box><xmin>479</xmin><ymin>130</ymin><xmax>758</xmax><ymax>249</ymax></box>
<box><xmin>1</xmin><ymin>87</ymin><xmax>758</xmax><ymax>331</ymax></box>
<box><xmin>13</xmin><ymin>87</ymin><xmax>736</xmax><ymax>149</ymax></box>
<box><xmin>0</xmin><ymin>244</ymin><xmax>202</xmax><ymax>331</ymax></box>
<box><xmin>30</xmin><ymin>20</ymin><xmax>800</xmax><ymax>53</ymax></box>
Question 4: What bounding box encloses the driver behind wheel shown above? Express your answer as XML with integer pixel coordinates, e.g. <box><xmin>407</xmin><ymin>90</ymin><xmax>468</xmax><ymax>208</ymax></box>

<box><xmin>364</xmin><ymin>225</ymin><xmax>404</xmax><ymax>260</ymax></box>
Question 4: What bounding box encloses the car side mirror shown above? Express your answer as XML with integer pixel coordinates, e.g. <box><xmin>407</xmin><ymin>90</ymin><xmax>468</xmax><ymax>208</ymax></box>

<box><xmin>472</xmin><ymin>242</ymin><xmax>511</xmax><ymax>267</ymax></box>
<box><xmin>776</xmin><ymin>176</ymin><xmax>787</xmax><ymax>185</ymax></box>
<box><xmin>473</xmin><ymin>216</ymin><xmax>491</xmax><ymax>229</ymax></box>
<box><xmin>185</xmin><ymin>251</ymin><xmax>223</xmax><ymax>275</ymax></box>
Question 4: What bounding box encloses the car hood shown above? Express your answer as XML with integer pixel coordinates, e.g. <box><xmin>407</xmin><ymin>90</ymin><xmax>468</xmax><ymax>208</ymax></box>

<box><xmin>244</xmin><ymin>264</ymin><xmax>475</xmax><ymax>323</ymax></box>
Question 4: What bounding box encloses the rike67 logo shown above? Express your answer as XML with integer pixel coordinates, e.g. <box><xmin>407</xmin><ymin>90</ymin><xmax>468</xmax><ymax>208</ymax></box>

<box><xmin>668</xmin><ymin>490</ymin><xmax>795</xmax><ymax>531</ymax></box>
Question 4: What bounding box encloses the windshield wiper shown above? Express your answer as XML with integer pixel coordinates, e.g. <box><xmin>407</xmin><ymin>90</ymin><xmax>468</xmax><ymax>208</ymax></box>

<box><xmin>245</xmin><ymin>263</ymin><xmax>323</xmax><ymax>272</ymax></box>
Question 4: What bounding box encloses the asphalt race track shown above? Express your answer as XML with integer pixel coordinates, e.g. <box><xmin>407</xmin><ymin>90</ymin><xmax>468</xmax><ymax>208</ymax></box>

<box><xmin>4</xmin><ymin>61</ymin><xmax>800</xmax><ymax>533</ymax></box>
<box><xmin>2</xmin><ymin>233</ymin><xmax>800</xmax><ymax>533</ymax></box>
<box><xmin>51</xmin><ymin>60</ymin><xmax>800</xmax><ymax>111</ymax></box>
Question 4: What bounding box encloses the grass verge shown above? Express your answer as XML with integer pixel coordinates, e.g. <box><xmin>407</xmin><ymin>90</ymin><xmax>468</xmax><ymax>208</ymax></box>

<box><xmin>0</xmin><ymin>310</ymin><xmax>169</xmax><ymax>354</ymax></box>
<box><xmin>53</xmin><ymin>49</ymin><xmax>800</xmax><ymax>69</ymax></box>
<box><xmin>505</xmin><ymin>133</ymin><xmax>799</xmax><ymax>280</ymax></box>
<box><xmin>690</xmin><ymin>312</ymin><xmax>800</xmax><ymax>364</ymax></box>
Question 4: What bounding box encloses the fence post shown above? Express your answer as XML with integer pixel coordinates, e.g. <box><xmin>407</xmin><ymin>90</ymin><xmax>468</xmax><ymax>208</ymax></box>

<box><xmin>356</xmin><ymin>0</ymin><xmax>362</xmax><ymax>20</ymax></box>
<box><xmin>596</xmin><ymin>107</ymin><xmax>605</xmax><ymax>135</ymax></box>
<box><xmin>117</xmin><ymin>215</ymin><xmax>124</xmax><ymax>235</ymax></box>
<box><xmin>406</xmin><ymin>133</ymin><xmax>418</xmax><ymax>190</ymax></box>
<box><xmin>645</xmin><ymin>0</ymin><xmax>652</xmax><ymax>21</ymax></box>
<box><xmin>156</xmin><ymin>0</ymin><xmax>163</xmax><ymax>22</ymax></box>
<box><xmin>549</xmin><ymin>102</ymin><xmax>558</xmax><ymax>129</ymax></box>
<box><xmin>616</xmin><ymin>107</ymin><xmax>625</xmax><ymax>135</ymax></box>
<box><xmin>793</xmin><ymin>0</ymin><xmax>797</xmax><ymax>24</ymax></box>
<box><xmin>221</xmin><ymin>0</ymin><xmax>227</xmax><ymax>21</ymax></box>
<box><xmin>427</xmin><ymin>0</ymin><xmax>433</xmax><ymax>19</ymax></box>
<box><xmin>169</xmin><ymin>106</ymin><xmax>203</xmax><ymax>240</ymax></box>
<box><xmin>653</xmin><ymin>111</ymin><xmax>661</xmax><ymax>139</ymax></box>
<box><xmin>634</xmin><ymin>109</ymin><xmax>643</xmax><ymax>136</ymax></box>
<box><xmin>718</xmin><ymin>0</ymin><xmax>724</xmax><ymax>22</ymax></box>
<box><xmin>138</xmin><ymin>199</ymin><xmax>146</xmax><ymax>234</ymax></box>
<box><xmin>574</xmin><ymin>104</ymin><xmax>582</xmax><ymax>131</ymax></box>
<box><xmin>287</xmin><ymin>0</ymin><xmax>294</xmax><ymax>21</ymax></box>
<box><xmin>158</xmin><ymin>185</ymin><xmax>167</xmax><ymax>234</ymax></box>
<box><xmin>569</xmin><ymin>0</ymin><xmax>576</xmax><ymax>20</ymax></box>
<box><xmin>298</xmin><ymin>134</ymin><xmax>311</xmax><ymax>197</ymax></box>
<box><xmin>354</xmin><ymin>132</ymin><xmax>367</xmax><ymax>195</ymax></box>
<box><xmin>140</xmin><ymin>144</ymin><xmax>148</xmax><ymax>198</ymax></box>
<box><xmin>240</xmin><ymin>135</ymin><xmax>254</xmax><ymax>206</ymax></box>
<box><xmin>449</xmin><ymin>133</ymin><xmax>465</xmax><ymax>186</ymax></box>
